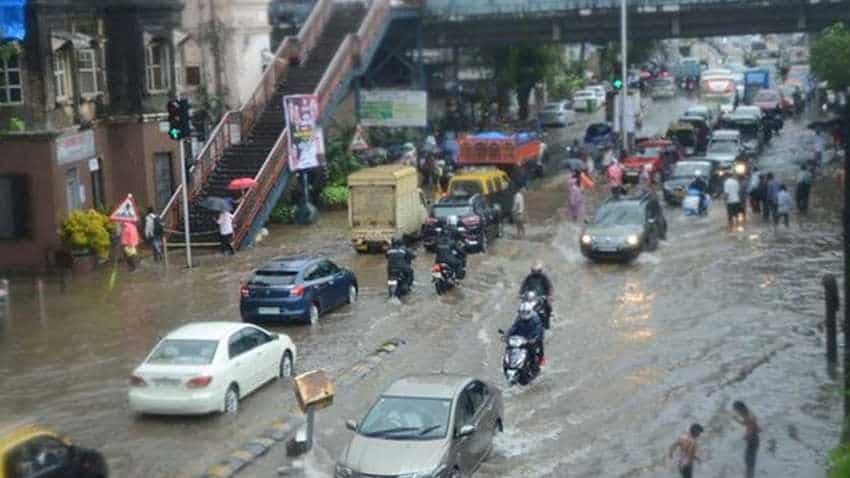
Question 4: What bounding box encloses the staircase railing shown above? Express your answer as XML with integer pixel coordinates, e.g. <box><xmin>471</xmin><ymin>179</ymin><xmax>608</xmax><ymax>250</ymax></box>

<box><xmin>160</xmin><ymin>0</ymin><xmax>337</xmax><ymax>234</ymax></box>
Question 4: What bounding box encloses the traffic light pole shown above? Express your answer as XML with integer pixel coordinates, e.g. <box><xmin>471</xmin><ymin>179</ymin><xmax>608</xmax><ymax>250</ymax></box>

<box><xmin>620</xmin><ymin>0</ymin><xmax>629</xmax><ymax>155</ymax></box>
<box><xmin>179</xmin><ymin>138</ymin><xmax>193</xmax><ymax>268</ymax></box>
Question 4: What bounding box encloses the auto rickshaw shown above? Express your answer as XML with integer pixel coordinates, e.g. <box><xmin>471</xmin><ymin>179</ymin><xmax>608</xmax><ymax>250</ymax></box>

<box><xmin>665</xmin><ymin>122</ymin><xmax>699</xmax><ymax>157</ymax></box>
<box><xmin>677</xmin><ymin>115</ymin><xmax>710</xmax><ymax>152</ymax></box>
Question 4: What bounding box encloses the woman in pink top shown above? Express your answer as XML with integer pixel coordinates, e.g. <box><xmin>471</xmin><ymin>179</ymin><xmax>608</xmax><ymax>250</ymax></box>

<box><xmin>120</xmin><ymin>221</ymin><xmax>140</xmax><ymax>271</ymax></box>
<box><xmin>607</xmin><ymin>160</ymin><xmax>624</xmax><ymax>193</ymax></box>
<box><xmin>567</xmin><ymin>171</ymin><xmax>585</xmax><ymax>222</ymax></box>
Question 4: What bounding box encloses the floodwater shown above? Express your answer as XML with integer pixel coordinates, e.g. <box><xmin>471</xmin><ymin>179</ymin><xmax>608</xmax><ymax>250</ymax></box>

<box><xmin>0</xmin><ymin>94</ymin><xmax>843</xmax><ymax>478</ymax></box>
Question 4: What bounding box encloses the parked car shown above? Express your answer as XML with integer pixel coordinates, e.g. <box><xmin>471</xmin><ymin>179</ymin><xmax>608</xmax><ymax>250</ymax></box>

<box><xmin>572</xmin><ymin>89</ymin><xmax>599</xmax><ymax>112</ymax></box>
<box><xmin>240</xmin><ymin>257</ymin><xmax>358</xmax><ymax>325</ymax></box>
<box><xmin>580</xmin><ymin>191</ymin><xmax>667</xmax><ymax>262</ymax></box>
<box><xmin>336</xmin><ymin>374</ymin><xmax>503</xmax><ymax>478</ymax></box>
<box><xmin>422</xmin><ymin>194</ymin><xmax>502</xmax><ymax>253</ymax></box>
<box><xmin>662</xmin><ymin>160</ymin><xmax>717</xmax><ymax>205</ymax></box>
<box><xmin>538</xmin><ymin>100</ymin><xmax>575</xmax><ymax>126</ymax></box>
<box><xmin>583</xmin><ymin>123</ymin><xmax>616</xmax><ymax>160</ymax></box>
<box><xmin>128</xmin><ymin>322</ymin><xmax>297</xmax><ymax>415</ymax></box>
<box><xmin>0</xmin><ymin>425</ymin><xmax>108</xmax><ymax>478</ymax></box>
<box><xmin>446</xmin><ymin>168</ymin><xmax>513</xmax><ymax>221</ymax></box>
<box><xmin>650</xmin><ymin>77</ymin><xmax>677</xmax><ymax>99</ymax></box>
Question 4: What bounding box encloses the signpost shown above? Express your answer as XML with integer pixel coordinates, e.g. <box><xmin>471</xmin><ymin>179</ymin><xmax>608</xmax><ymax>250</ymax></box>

<box><xmin>359</xmin><ymin>90</ymin><xmax>428</xmax><ymax>128</ymax></box>
<box><xmin>109</xmin><ymin>194</ymin><xmax>139</xmax><ymax>223</ymax></box>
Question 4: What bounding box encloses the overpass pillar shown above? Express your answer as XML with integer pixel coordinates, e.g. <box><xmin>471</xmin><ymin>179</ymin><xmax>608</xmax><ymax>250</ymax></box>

<box><xmin>797</xmin><ymin>9</ymin><xmax>807</xmax><ymax>30</ymax></box>
<box><xmin>671</xmin><ymin>16</ymin><xmax>680</xmax><ymax>37</ymax></box>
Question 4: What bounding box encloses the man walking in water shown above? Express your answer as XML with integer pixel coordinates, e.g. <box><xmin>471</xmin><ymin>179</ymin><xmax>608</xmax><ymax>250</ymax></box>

<box><xmin>668</xmin><ymin>423</ymin><xmax>703</xmax><ymax>478</ymax></box>
<box><xmin>733</xmin><ymin>401</ymin><xmax>760</xmax><ymax>478</ymax></box>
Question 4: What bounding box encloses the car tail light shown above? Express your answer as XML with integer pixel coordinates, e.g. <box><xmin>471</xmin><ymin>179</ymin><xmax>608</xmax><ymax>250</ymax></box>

<box><xmin>186</xmin><ymin>375</ymin><xmax>213</xmax><ymax>388</ymax></box>
<box><xmin>240</xmin><ymin>284</ymin><xmax>249</xmax><ymax>298</ymax></box>
<box><xmin>432</xmin><ymin>264</ymin><xmax>441</xmax><ymax>272</ymax></box>
<box><xmin>461</xmin><ymin>215</ymin><xmax>480</xmax><ymax>227</ymax></box>
<box><xmin>290</xmin><ymin>285</ymin><xmax>305</xmax><ymax>297</ymax></box>
<box><xmin>129</xmin><ymin>375</ymin><xmax>147</xmax><ymax>387</ymax></box>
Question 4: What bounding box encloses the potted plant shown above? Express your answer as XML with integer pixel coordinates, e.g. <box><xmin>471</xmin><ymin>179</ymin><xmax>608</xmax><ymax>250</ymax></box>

<box><xmin>60</xmin><ymin>209</ymin><xmax>113</xmax><ymax>273</ymax></box>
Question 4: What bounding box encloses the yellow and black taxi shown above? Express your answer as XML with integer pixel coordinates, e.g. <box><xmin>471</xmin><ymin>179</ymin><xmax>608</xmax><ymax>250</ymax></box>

<box><xmin>446</xmin><ymin>168</ymin><xmax>513</xmax><ymax>221</ymax></box>
<box><xmin>0</xmin><ymin>425</ymin><xmax>107</xmax><ymax>478</ymax></box>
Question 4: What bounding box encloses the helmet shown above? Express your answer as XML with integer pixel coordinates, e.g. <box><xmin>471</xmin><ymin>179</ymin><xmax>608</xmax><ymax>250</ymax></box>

<box><xmin>391</xmin><ymin>237</ymin><xmax>402</xmax><ymax>248</ymax></box>
<box><xmin>518</xmin><ymin>302</ymin><xmax>535</xmax><ymax>320</ymax></box>
<box><xmin>531</xmin><ymin>261</ymin><xmax>544</xmax><ymax>273</ymax></box>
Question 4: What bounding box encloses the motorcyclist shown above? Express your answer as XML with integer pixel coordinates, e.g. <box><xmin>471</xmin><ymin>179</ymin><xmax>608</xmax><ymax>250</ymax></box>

<box><xmin>507</xmin><ymin>301</ymin><xmax>545</xmax><ymax>369</ymax></box>
<box><xmin>434</xmin><ymin>218</ymin><xmax>466</xmax><ymax>280</ymax></box>
<box><xmin>520</xmin><ymin>262</ymin><xmax>553</xmax><ymax>328</ymax></box>
<box><xmin>386</xmin><ymin>237</ymin><xmax>415</xmax><ymax>290</ymax></box>
<box><xmin>688</xmin><ymin>174</ymin><xmax>709</xmax><ymax>215</ymax></box>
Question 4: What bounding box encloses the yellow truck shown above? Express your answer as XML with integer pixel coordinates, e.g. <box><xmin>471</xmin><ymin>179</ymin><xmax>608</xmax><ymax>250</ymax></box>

<box><xmin>348</xmin><ymin>165</ymin><xmax>429</xmax><ymax>253</ymax></box>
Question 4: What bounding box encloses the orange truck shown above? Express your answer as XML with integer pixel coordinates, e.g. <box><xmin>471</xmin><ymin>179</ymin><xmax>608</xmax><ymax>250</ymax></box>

<box><xmin>457</xmin><ymin>131</ymin><xmax>546</xmax><ymax>178</ymax></box>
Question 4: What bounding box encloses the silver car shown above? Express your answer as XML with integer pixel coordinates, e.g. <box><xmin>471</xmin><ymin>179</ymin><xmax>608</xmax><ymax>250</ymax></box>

<box><xmin>336</xmin><ymin>374</ymin><xmax>504</xmax><ymax>478</ymax></box>
<box><xmin>538</xmin><ymin>101</ymin><xmax>575</xmax><ymax>126</ymax></box>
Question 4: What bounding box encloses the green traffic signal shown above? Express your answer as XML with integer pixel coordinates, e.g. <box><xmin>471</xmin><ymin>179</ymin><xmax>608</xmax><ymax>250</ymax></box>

<box><xmin>169</xmin><ymin>128</ymin><xmax>181</xmax><ymax>140</ymax></box>
<box><xmin>612</xmin><ymin>78</ymin><xmax>624</xmax><ymax>90</ymax></box>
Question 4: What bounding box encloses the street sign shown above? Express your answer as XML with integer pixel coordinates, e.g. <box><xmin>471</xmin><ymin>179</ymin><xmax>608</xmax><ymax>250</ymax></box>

<box><xmin>110</xmin><ymin>194</ymin><xmax>139</xmax><ymax>223</ymax></box>
<box><xmin>349</xmin><ymin>126</ymin><xmax>370</xmax><ymax>152</ymax></box>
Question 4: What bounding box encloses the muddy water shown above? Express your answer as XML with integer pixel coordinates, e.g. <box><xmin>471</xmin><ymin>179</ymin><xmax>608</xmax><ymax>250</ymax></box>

<box><xmin>0</xmin><ymin>95</ymin><xmax>842</xmax><ymax>478</ymax></box>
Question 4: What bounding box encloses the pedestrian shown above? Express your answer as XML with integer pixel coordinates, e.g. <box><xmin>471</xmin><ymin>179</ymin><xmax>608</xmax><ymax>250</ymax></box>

<box><xmin>668</xmin><ymin>423</ymin><xmax>703</xmax><ymax>478</ymax></box>
<box><xmin>512</xmin><ymin>186</ymin><xmax>526</xmax><ymax>239</ymax></box>
<box><xmin>723</xmin><ymin>174</ymin><xmax>743</xmax><ymax>230</ymax></box>
<box><xmin>143</xmin><ymin>207</ymin><xmax>164</xmax><ymax>263</ymax></box>
<box><xmin>747</xmin><ymin>168</ymin><xmax>762</xmax><ymax>214</ymax></box>
<box><xmin>607</xmin><ymin>159</ymin><xmax>624</xmax><ymax>195</ymax></box>
<box><xmin>775</xmin><ymin>184</ymin><xmax>793</xmax><ymax>228</ymax></box>
<box><xmin>120</xmin><ymin>220</ymin><xmax>140</xmax><ymax>271</ymax></box>
<box><xmin>110</xmin><ymin>221</ymin><xmax>124</xmax><ymax>265</ymax></box>
<box><xmin>567</xmin><ymin>171</ymin><xmax>585</xmax><ymax>222</ymax></box>
<box><xmin>216</xmin><ymin>210</ymin><xmax>236</xmax><ymax>255</ymax></box>
<box><xmin>813</xmin><ymin>130</ymin><xmax>825</xmax><ymax>166</ymax></box>
<box><xmin>732</xmin><ymin>401</ymin><xmax>761</xmax><ymax>478</ymax></box>
<box><xmin>795</xmin><ymin>165</ymin><xmax>813</xmax><ymax>214</ymax></box>
<box><xmin>763</xmin><ymin>173</ymin><xmax>779</xmax><ymax>222</ymax></box>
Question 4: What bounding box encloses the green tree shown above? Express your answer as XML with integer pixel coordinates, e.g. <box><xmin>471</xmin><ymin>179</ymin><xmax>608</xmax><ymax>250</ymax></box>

<box><xmin>811</xmin><ymin>22</ymin><xmax>850</xmax><ymax>90</ymax></box>
<box><xmin>0</xmin><ymin>28</ymin><xmax>18</xmax><ymax>63</ymax></box>
<box><xmin>504</xmin><ymin>44</ymin><xmax>561</xmax><ymax>120</ymax></box>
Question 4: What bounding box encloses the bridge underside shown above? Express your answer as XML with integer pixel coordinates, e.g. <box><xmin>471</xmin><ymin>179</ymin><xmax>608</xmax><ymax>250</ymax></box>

<box><xmin>420</xmin><ymin>1</ymin><xmax>850</xmax><ymax>46</ymax></box>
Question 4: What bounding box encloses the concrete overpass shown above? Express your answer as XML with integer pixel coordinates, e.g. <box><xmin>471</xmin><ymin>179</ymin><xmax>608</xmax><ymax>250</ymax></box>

<box><xmin>397</xmin><ymin>0</ymin><xmax>850</xmax><ymax>46</ymax></box>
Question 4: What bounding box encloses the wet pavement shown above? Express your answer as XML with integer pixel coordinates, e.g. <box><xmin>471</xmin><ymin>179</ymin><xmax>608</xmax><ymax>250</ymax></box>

<box><xmin>0</xmin><ymin>94</ymin><xmax>843</xmax><ymax>478</ymax></box>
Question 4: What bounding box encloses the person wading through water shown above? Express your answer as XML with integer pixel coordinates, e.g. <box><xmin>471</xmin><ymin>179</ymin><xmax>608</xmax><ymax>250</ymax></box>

<box><xmin>668</xmin><ymin>423</ymin><xmax>703</xmax><ymax>478</ymax></box>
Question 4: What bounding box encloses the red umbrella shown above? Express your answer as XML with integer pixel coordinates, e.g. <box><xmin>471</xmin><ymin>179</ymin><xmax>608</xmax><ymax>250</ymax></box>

<box><xmin>227</xmin><ymin>177</ymin><xmax>257</xmax><ymax>191</ymax></box>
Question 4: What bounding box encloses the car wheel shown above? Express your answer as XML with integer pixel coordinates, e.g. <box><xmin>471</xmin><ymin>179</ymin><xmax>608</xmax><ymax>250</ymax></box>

<box><xmin>279</xmin><ymin>351</ymin><xmax>294</xmax><ymax>379</ymax></box>
<box><xmin>308</xmin><ymin>303</ymin><xmax>320</xmax><ymax>325</ymax></box>
<box><xmin>346</xmin><ymin>284</ymin><xmax>358</xmax><ymax>304</ymax></box>
<box><xmin>224</xmin><ymin>385</ymin><xmax>239</xmax><ymax>414</ymax></box>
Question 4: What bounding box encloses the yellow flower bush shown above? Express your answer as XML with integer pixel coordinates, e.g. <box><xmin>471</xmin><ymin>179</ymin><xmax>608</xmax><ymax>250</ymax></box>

<box><xmin>60</xmin><ymin>209</ymin><xmax>114</xmax><ymax>259</ymax></box>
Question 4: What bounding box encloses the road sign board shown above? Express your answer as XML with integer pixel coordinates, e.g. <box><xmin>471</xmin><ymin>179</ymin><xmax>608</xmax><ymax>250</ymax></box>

<box><xmin>110</xmin><ymin>194</ymin><xmax>139</xmax><ymax>223</ymax></box>
<box><xmin>349</xmin><ymin>126</ymin><xmax>370</xmax><ymax>152</ymax></box>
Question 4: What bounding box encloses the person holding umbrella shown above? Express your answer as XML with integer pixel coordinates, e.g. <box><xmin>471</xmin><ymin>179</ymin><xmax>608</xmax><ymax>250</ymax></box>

<box><xmin>228</xmin><ymin>177</ymin><xmax>257</xmax><ymax>209</ymax></box>
<box><xmin>198</xmin><ymin>196</ymin><xmax>236</xmax><ymax>255</ymax></box>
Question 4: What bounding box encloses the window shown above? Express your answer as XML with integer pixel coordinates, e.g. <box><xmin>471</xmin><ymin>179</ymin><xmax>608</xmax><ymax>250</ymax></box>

<box><xmin>145</xmin><ymin>41</ymin><xmax>170</xmax><ymax>93</ymax></box>
<box><xmin>185</xmin><ymin>66</ymin><xmax>201</xmax><ymax>87</ymax></box>
<box><xmin>228</xmin><ymin>331</ymin><xmax>248</xmax><ymax>359</ymax></box>
<box><xmin>53</xmin><ymin>49</ymin><xmax>71</xmax><ymax>101</ymax></box>
<box><xmin>76</xmin><ymin>49</ymin><xmax>99</xmax><ymax>96</ymax></box>
<box><xmin>453</xmin><ymin>392</ymin><xmax>475</xmax><ymax>432</ymax></box>
<box><xmin>0</xmin><ymin>175</ymin><xmax>29</xmax><ymax>240</ymax></box>
<box><xmin>466</xmin><ymin>381</ymin><xmax>488</xmax><ymax>412</ymax></box>
<box><xmin>243</xmin><ymin>327</ymin><xmax>271</xmax><ymax>347</ymax></box>
<box><xmin>0</xmin><ymin>53</ymin><xmax>22</xmax><ymax>104</ymax></box>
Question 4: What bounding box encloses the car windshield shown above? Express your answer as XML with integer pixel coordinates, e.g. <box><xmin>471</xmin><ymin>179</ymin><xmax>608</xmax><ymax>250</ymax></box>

<box><xmin>250</xmin><ymin>270</ymin><xmax>298</xmax><ymax>286</ymax></box>
<box><xmin>709</xmin><ymin>141</ymin><xmax>738</xmax><ymax>155</ymax></box>
<box><xmin>653</xmin><ymin>78</ymin><xmax>674</xmax><ymax>87</ymax></box>
<box><xmin>543</xmin><ymin>103</ymin><xmax>563</xmax><ymax>111</ymax></box>
<box><xmin>753</xmin><ymin>90</ymin><xmax>779</xmax><ymax>102</ymax></box>
<box><xmin>673</xmin><ymin>163</ymin><xmax>709</xmax><ymax>178</ymax></box>
<box><xmin>147</xmin><ymin>339</ymin><xmax>218</xmax><ymax>365</ymax></box>
<box><xmin>685</xmin><ymin>109</ymin><xmax>707</xmax><ymax>118</ymax></box>
<box><xmin>448</xmin><ymin>181</ymin><xmax>482</xmax><ymax>196</ymax></box>
<box><xmin>433</xmin><ymin>205</ymin><xmax>473</xmax><ymax>219</ymax></box>
<box><xmin>636</xmin><ymin>147</ymin><xmax>661</xmax><ymax>158</ymax></box>
<box><xmin>358</xmin><ymin>396</ymin><xmax>452</xmax><ymax>440</ymax></box>
<box><xmin>594</xmin><ymin>202</ymin><xmax>643</xmax><ymax>226</ymax></box>
<box><xmin>672</xmin><ymin>130</ymin><xmax>696</xmax><ymax>145</ymax></box>
<box><xmin>586</xmin><ymin>124</ymin><xmax>609</xmax><ymax>136</ymax></box>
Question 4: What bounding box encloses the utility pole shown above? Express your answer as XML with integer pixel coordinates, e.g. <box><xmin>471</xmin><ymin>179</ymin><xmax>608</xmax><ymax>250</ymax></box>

<box><xmin>179</xmin><ymin>138</ymin><xmax>193</xmax><ymax>268</ymax></box>
<box><xmin>620</xmin><ymin>0</ymin><xmax>629</xmax><ymax>155</ymax></box>
<box><xmin>168</xmin><ymin>98</ymin><xmax>193</xmax><ymax>268</ymax></box>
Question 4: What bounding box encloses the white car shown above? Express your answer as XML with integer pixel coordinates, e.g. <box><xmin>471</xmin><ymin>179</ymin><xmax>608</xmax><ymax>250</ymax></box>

<box><xmin>573</xmin><ymin>90</ymin><xmax>598</xmax><ymax>112</ymax></box>
<box><xmin>587</xmin><ymin>85</ymin><xmax>607</xmax><ymax>105</ymax></box>
<box><xmin>538</xmin><ymin>100</ymin><xmax>575</xmax><ymax>126</ymax></box>
<box><xmin>129</xmin><ymin>322</ymin><xmax>296</xmax><ymax>415</ymax></box>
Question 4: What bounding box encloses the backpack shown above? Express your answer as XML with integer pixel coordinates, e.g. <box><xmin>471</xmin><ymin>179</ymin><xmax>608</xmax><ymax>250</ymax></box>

<box><xmin>153</xmin><ymin>216</ymin><xmax>164</xmax><ymax>236</ymax></box>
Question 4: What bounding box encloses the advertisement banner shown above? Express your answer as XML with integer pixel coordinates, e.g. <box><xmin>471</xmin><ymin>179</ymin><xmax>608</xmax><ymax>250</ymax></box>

<box><xmin>284</xmin><ymin>95</ymin><xmax>325</xmax><ymax>171</ymax></box>
<box><xmin>359</xmin><ymin>90</ymin><xmax>427</xmax><ymax>127</ymax></box>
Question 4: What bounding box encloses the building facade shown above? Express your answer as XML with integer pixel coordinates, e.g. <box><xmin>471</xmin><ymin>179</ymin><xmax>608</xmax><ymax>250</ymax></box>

<box><xmin>0</xmin><ymin>0</ymin><xmax>184</xmax><ymax>271</ymax></box>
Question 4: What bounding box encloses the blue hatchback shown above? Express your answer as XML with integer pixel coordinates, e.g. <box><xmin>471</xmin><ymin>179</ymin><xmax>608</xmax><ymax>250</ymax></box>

<box><xmin>240</xmin><ymin>257</ymin><xmax>358</xmax><ymax>325</ymax></box>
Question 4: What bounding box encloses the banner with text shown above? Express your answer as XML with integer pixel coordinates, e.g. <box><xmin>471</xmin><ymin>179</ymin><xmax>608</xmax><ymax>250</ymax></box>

<box><xmin>284</xmin><ymin>95</ymin><xmax>325</xmax><ymax>171</ymax></box>
<box><xmin>359</xmin><ymin>90</ymin><xmax>427</xmax><ymax>128</ymax></box>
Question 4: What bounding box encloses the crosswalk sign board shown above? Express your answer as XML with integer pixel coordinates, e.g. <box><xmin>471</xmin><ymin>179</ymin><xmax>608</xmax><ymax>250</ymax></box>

<box><xmin>349</xmin><ymin>125</ymin><xmax>370</xmax><ymax>152</ymax></box>
<box><xmin>110</xmin><ymin>194</ymin><xmax>139</xmax><ymax>223</ymax></box>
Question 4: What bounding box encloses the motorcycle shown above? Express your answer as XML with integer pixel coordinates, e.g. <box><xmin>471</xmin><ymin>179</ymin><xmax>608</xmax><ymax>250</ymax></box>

<box><xmin>683</xmin><ymin>187</ymin><xmax>710</xmax><ymax>216</ymax></box>
<box><xmin>520</xmin><ymin>290</ymin><xmax>552</xmax><ymax>330</ymax></box>
<box><xmin>387</xmin><ymin>268</ymin><xmax>411</xmax><ymax>299</ymax></box>
<box><xmin>432</xmin><ymin>262</ymin><xmax>459</xmax><ymax>295</ymax></box>
<box><xmin>498</xmin><ymin>329</ymin><xmax>542</xmax><ymax>386</ymax></box>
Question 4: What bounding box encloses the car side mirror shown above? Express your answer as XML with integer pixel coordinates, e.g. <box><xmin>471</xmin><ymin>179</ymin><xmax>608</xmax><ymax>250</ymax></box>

<box><xmin>345</xmin><ymin>419</ymin><xmax>358</xmax><ymax>431</ymax></box>
<box><xmin>458</xmin><ymin>424</ymin><xmax>476</xmax><ymax>437</ymax></box>
<box><xmin>271</xmin><ymin>333</ymin><xmax>279</xmax><ymax>341</ymax></box>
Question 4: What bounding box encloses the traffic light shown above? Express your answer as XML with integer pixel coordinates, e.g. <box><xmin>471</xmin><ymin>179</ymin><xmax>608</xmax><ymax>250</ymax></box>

<box><xmin>612</xmin><ymin>78</ymin><xmax>624</xmax><ymax>91</ymax></box>
<box><xmin>166</xmin><ymin>99</ymin><xmax>191</xmax><ymax>140</ymax></box>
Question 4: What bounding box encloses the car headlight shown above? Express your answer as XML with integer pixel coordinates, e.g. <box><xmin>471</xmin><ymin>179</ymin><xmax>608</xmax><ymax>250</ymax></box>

<box><xmin>717</xmin><ymin>170</ymin><xmax>725</xmax><ymax>176</ymax></box>
<box><xmin>581</xmin><ymin>234</ymin><xmax>592</xmax><ymax>245</ymax></box>
<box><xmin>335</xmin><ymin>464</ymin><xmax>353</xmax><ymax>478</ymax></box>
<box><xmin>734</xmin><ymin>163</ymin><xmax>747</xmax><ymax>175</ymax></box>
<box><xmin>626</xmin><ymin>234</ymin><xmax>639</xmax><ymax>246</ymax></box>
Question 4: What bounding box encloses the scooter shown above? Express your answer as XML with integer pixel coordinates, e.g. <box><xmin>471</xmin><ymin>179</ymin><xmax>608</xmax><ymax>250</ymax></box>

<box><xmin>387</xmin><ymin>269</ymin><xmax>412</xmax><ymax>299</ymax></box>
<box><xmin>432</xmin><ymin>262</ymin><xmax>460</xmax><ymax>295</ymax></box>
<box><xmin>683</xmin><ymin>187</ymin><xmax>710</xmax><ymax>216</ymax></box>
<box><xmin>498</xmin><ymin>329</ymin><xmax>542</xmax><ymax>386</ymax></box>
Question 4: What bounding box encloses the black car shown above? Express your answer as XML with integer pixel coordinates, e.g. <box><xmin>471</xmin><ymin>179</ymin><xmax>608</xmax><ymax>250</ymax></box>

<box><xmin>580</xmin><ymin>191</ymin><xmax>667</xmax><ymax>262</ymax></box>
<box><xmin>662</xmin><ymin>160</ymin><xmax>718</xmax><ymax>205</ymax></box>
<box><xmin>422</xmin><ymin>194</ymin><xmax>502</xmax><ymax>253</ymax></box>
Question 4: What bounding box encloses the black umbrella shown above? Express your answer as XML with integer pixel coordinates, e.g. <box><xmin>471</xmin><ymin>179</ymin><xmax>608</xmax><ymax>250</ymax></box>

<box><xmin>562</xmin><ymin>158</ymin><xmax>588</xmax><ymax>172</ymax></box>
<box><xmin>198</xmin><ymin>196</ymin><xmax>233</xmax><ymax>213</ymax></box>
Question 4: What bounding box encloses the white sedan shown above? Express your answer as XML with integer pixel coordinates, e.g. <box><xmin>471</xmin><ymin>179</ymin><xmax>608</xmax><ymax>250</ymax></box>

<box><xmin>128</xmin><ymin>322</ymin><xmax>296</xmax><ymax>415</ymax></box>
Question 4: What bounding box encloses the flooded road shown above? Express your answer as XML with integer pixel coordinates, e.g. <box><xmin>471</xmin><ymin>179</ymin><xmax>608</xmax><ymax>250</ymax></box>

<box><xmin>0</xmin><ymin>95</ymin><xmax>843</xmax><ymax>478</ymax></box>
